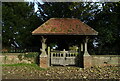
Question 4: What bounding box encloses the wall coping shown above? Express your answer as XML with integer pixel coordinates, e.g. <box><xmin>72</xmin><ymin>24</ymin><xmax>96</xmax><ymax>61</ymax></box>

<box><xmin>2</xmin><ymin>53</ymin><xmax>22</xmax><ymax>55</ymax></box>
<box><xmin>91</xmin><ymin>55</ymin><xmax>120</xmax><ymax>57</ymax></box>
<box><xmin>2</xmin><ymin>52</ymin><xmax>38</xmax><ymax>55</ymax></box>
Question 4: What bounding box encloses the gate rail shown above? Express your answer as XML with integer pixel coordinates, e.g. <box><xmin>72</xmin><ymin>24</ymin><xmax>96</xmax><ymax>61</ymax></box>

<box><xmin>48</xmin><ymin>47</ymin><xmax>79</xmax><ymax>66</ymax></box>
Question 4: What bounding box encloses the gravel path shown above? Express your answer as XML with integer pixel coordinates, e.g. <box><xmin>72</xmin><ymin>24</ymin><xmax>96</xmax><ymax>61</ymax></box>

<box><xmin>2</xmin><ymin>64</ymin><xmax>120</xmax><ymax>79</ymax></box>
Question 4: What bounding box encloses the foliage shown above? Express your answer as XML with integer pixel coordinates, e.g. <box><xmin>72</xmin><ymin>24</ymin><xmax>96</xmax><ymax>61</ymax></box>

<box><xmin>36</xmin><ymin>2</ymin><xmax>100</xmax><ymax>22</ymax></box>
<box><xmin>88</xmin><ymin>2</ymin><xmax>120</xmax><ymax>54</ymax></box>
<box><xmin>23</xmin><ymin>52</ymin><xmax>39</xmax><ymax>58</ymax></box>
<box><xmin>17</xmin><ymin>52</ymin><xmax>39</xmax><ymax>61</ymax></box>
<box><xmin>2</xmin><ymin>2</ymin><xmax>41</xmax><ymax>48</ymax></box>
<box><xmin>36</xmin><ymin>2</ymin><xmax>120</xmax><ymax>54</ymax></box>
<box><xmin>2</xmin><ymin>2</ymin><xmax>120</xmax><ymax>55</ymax></box>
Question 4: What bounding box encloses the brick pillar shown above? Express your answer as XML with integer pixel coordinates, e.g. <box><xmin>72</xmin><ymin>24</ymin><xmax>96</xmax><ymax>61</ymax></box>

<box><xmin>84</xmin><ymin>56</ymin><xmax>92</xmax><ymax>68</ymax></box>
<box><xmin>39</xmin><ymin>36</ymin><xmax>49</xmax><ymax>68</ymax></box>
<box><xmin>40</xmin><ymin>56</ymin><xmax>49</xmax><ymax>68</ymax></box>
<box><xmin>83</xmin><ymin>36</ymin><xmax>92</xmax><ymax>68</ymax></box>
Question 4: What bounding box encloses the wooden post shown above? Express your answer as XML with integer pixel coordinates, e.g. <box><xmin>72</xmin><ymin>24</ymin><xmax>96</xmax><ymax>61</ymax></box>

<box><xmin>51</xmin><ymin>51</ymin><xmax>53</xmax><ymax>66</ymax></box>
<box><xmin>81</xmin><ymin>43</ymin><xmax>84</xmax><ymax>52</ymax></box>
<box><xmin>63</xmin><ymin>49</ymin><xmax>66</xmax><ymax>66</ymax></box>
<box><xmin>48</xmin><ymin>47</ymin><xmax>50</xmax><ymax>67</ymax></box>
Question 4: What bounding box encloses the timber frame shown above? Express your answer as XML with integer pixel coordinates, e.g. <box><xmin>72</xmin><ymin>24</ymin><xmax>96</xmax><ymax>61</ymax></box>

<box><xmin>32</xmin><ymin>18</ymin><xmax>98</xmax><ymax>68</ymax></box>
<box><xmin>39</xmin><ymin>35</ymin><xmax>90</xmax><ymax>68</ymax></box>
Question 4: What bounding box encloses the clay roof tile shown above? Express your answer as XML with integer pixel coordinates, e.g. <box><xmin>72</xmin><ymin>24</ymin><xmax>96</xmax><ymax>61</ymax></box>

<box><xmin>32</xmin><ymin>18</ymin><xmax>98</xmax><ymax>35</ymax></box>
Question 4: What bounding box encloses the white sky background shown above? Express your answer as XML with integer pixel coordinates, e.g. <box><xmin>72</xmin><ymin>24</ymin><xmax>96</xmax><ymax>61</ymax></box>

<box><xmin>24</xmin><ymin>0</ymin><xmax>120</xmax><ymax>2</ymax></box>
<box><xmin>25</xmin><ymin>0</ymin><xmax>104</xmax><ymax>12</ymax></box>
<box><xmin>24</xmin><ymin>0</ymin><xmax>120</xmax><ymax>12</ymax></box>
<box><xmin>24</xmin><ymin>0</ymin><xmax>44</xmax><ymax>12</ymax></box>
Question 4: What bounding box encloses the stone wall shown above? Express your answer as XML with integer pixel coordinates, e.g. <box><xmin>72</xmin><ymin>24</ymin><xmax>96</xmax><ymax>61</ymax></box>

<box><xmin>84</xmin><ymin>55</ymin><xmax>120</xmax><ymax>67</ymax></box>
<box><xmin>1</xmin><ymin>53</ymin><xmax>119</xmax><ymax>68</ymax></box>
<box><xmin>1</xmin><ymin>52</ymin><xmax>39</xmax><ymax>64</ymax></box>
<box><xmin>92</xmin><ymin>55</ymin><xmax>119</xmax><ymax>66</ymax></box>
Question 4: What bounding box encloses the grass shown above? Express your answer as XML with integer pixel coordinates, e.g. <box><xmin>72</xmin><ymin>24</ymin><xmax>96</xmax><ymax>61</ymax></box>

<box><xmin>2</xmin><ymin>63</ymin><xmax>47</xmax><ymax>71</ymax></box>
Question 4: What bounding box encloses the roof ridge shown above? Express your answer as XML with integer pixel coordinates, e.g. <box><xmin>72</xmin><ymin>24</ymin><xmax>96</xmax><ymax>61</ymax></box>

<box><xmin>50</xmin><ymin>18</ymin><xmax>78</xmax><ymax>19</ymax></box>
<box><xmin>32</xmin><ymin>18</ymin><xmax>98</xmax><ymax>35</ymax></box>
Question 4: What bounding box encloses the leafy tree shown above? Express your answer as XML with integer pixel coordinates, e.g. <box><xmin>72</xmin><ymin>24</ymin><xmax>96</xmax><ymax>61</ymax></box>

<box><xmin>36</xmin><ymin>2</ymin><xmax>100</xmax><ymax>22</ymax></box>
<box><xmin>2</xmin><ymin>2</ymin><xmax>120</xmax><ymax>54</ymax></box>
<box><xmin>2</xmin><ymin>2</ymin><xmax>41</xmax><ymax>50</ymax></box>
<box><xmin>35</xmin><ymin>2</ymin><xmax>120</xmax><ymax>54</ymax></box>
<box><xmin>89</xmin><ymin>2</ymin><xmax>120</xmax><ymax>54</ymax></box>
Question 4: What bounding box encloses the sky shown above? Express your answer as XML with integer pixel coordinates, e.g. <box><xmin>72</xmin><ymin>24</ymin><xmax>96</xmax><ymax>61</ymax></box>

<box><xmin>24</xmin><ymin>0</ymin><xmax>44</xmax><ymax>12</ymax></box>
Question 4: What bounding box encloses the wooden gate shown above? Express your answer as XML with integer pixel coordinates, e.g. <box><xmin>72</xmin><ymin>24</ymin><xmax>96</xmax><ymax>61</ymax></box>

<box><xmin>48</xmin><ymin>48</ymin><xmax>79</xmax><ymax>66</ymax></box>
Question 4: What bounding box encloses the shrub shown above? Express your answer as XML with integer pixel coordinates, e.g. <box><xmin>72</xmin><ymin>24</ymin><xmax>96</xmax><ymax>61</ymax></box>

<box><xmin>24</xmin><ymin>52</ymin><xmax>39</xmax><ymax>58</ymax></box>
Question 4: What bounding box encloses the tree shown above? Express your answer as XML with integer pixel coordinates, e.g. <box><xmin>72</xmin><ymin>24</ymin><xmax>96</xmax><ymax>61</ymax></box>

<box><xmin>35</xmin><ymin>2</ymin><xmax>120</xmax><ymax>54</ymax></box>
<box><xmin>2</xmin><ymin>2</ymin><xmax>41</xmax><ymax>49</ymax></box>
<box><xmin>2</xmin><ymin>2</ymin><xmax>119</xmax><ymax>54</ymax></box>
<box><xmin>89</xmin><ymin>2</ymin><xmax>120</xmax><ymax>54</ymax></box>
<box><xmin>36</xmin><ymin>2</ymin><xmax>100</xmax><ymax>22</ymax></box>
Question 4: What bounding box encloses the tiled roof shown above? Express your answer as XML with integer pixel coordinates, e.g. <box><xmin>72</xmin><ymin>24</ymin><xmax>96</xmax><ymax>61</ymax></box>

<box><xmin>32</xmin><ymin>18</ymin><xmax>98</xmax><ymax>35</ymax></box>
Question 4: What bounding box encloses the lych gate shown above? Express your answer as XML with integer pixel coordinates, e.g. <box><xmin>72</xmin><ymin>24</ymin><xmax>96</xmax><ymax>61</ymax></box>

<box><xmin>32</xmin><ymin>18</ymin><xmax>98</xmax><ymax>68</ymax></box>
<box><xmin>49</xmin><ymin>47</ymin><xmax>79</xmax><ymax>66</ymax></box>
